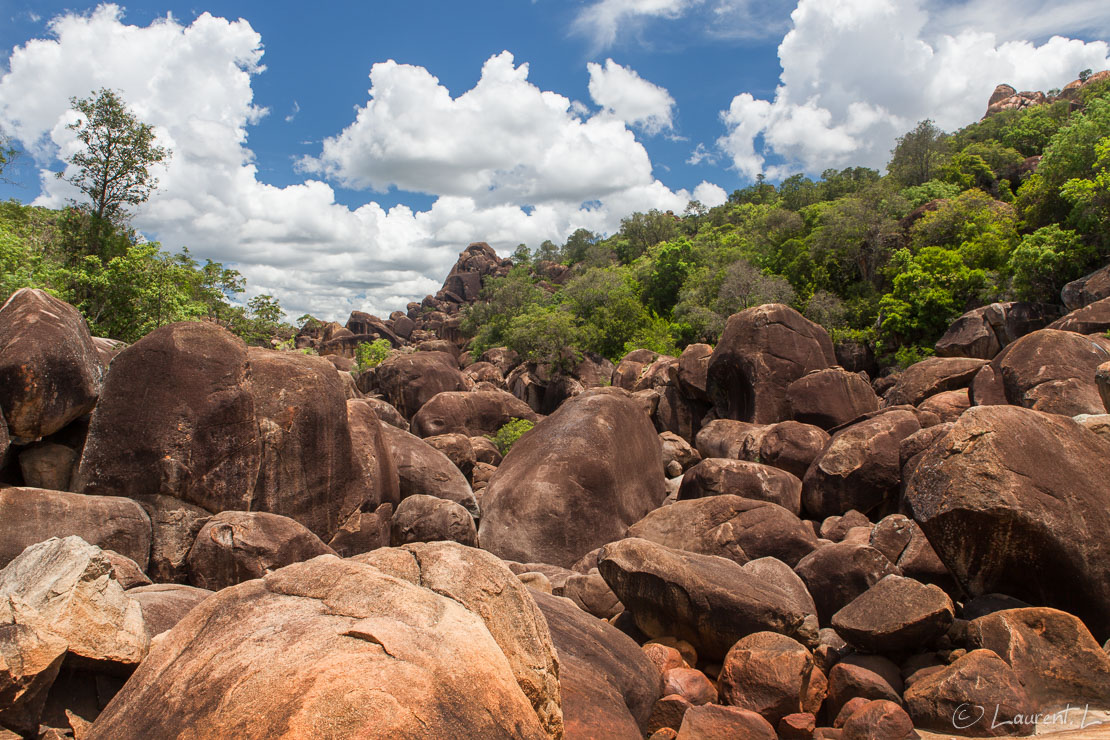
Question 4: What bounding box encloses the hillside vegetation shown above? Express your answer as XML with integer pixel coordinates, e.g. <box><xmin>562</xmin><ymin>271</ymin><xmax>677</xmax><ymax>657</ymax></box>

<box><xmin>463</xmin><ymin>74</ymin><xmax>1110</xmax><ymax>369</ymax></box>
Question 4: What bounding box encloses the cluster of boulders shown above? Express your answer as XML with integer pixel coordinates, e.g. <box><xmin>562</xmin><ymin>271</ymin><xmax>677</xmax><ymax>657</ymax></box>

<box><xmin>984</xmin><ymin>70</ymin><xmax>1110</xmax><ymax>117</ymax></box>
<box><xmin>2</xmin><ymin>237</ymin><xmax>1110</xmax><ymax>739</ymax></box>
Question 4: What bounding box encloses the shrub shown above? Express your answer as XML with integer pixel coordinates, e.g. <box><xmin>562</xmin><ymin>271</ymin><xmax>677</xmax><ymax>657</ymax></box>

<box><xmin>355</xmin><ymin>338</ymin><xmax>392</xmax><ymax>372</ymax></box>
<box><xmin>487</xmin><ymin>418</ymin><xmax>535</xmax><ymax>456</ymax></box>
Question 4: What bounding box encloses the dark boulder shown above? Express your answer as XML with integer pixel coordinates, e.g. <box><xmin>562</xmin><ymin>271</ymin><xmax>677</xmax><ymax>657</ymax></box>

<box><xmin>935</xmin><ymin>301</ymin><xmax>1062</xmax><ymax>359</ymax></box>
<box><xmin>787</xmin><ymin>367</ymin><xmax>879</xmax><ymax>429</ymax></box>
<box><xmin>678</xmin><ymin>459</ymin><xmax>802</xmax><ymax>515</ymax></box>
<box><xmin>992</xmin><ymin>329</ymin><xmax>1110</xmax><ymax>415</ymax></box>
<box><xmin>411</xmin><ymin>389</ymin><xmax>537</xmax><ymax>438</ymax></box>
<box><xmin>371</xmin><ymin>351</ymin><xmax>466</xmax><ymax>418</ymax></box>
<box><xmin>795</xmin><ymin>543</ymin><xmax>902</xmax><ymax>625</ymax></box>
<box><xmin>379</xmin><ymin>423</ymin><xmax>478</xmax><ymax>518</ymax></box>
<box><xmin>390</xmin><ymin>494</ymin><xmax>477</xmax><ymax>547</ymax></box>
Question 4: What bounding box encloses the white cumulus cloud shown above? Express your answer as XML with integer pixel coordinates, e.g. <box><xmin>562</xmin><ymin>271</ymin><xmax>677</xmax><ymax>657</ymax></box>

<box><xmin>0</xmin><ymin>5</ymin><xmax>719</xmax><ymax>322</ymax></box>
<box><xmin>573</xmin><ymin>0</ymin><xmax>701</xmax><ymax>51</ymax></box>
<box><xmin>717</xmin><ymin>0</ymin><xmax>1110</xmax><ymax>179</ymax></box>
<box><xmin>587</xmin><ymin>58</ymin><xmax>676</xmax><ymax>135</ymax></box>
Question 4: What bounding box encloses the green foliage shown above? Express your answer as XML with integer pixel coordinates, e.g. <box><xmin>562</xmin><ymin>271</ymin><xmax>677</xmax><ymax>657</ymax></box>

<box><xmin>0</xmin><ymin>130</ymin><xmax>17</xmax><ymax>182</ymax></box>
<box><xmin>487</xmin><ymin>418</ymin><xmax>535</xmax><ymax>456</ymax></box>
<box><xmin>462</xmin><ymin>265</ymin><xmax>548</xmax><ymax>357</ymax></box>
<box><xmin>900</xmin><ymin>180</ymin><xmax>962</xmax><ymax>209</ymax></box>
<box><xmin>616</xmin><ymin>209</ymin><xmax>679</xmax><ymax>263</ymax></box>
<box><xmin>1008</xmin><ymin>225</ymin><xmax>1094</xmax><ymax>302</ymax></box>
<box><xmin>58</xmin><ymin>89</ymin><xmax>170</xmax><ymax>224</ymax></box>
<box><xmin>504</xmin><ymin>304</ymin><xmax>582</xmax><ymax>371</ymax></box>
<box><xmin>888</xmin><ymin>119</ymin><xmax>950</xmax><ymax>186</ymax></box>
<box><xmin>355</xmin><ymin>338</ymin><xmax>392</xmax><ymax>371</ymax></box>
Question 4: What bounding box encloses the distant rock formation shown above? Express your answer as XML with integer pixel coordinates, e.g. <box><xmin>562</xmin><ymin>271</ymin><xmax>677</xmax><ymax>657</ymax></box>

<box><xmin>984</xmin><ymin>70</ymin><xmax>1109</xmax><ymax>118</ymax></box>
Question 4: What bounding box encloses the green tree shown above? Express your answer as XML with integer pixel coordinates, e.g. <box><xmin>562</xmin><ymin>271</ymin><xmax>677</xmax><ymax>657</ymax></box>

<box><xmin>1008</xmin><ymin>225</ymin><xmax>1094</xmax><ymax>302</ymax></box>
<box><xmin>355</xmin><ymin>338</ymin><xmax>393</xmax><ymax>371</ymax></box>
<box><xmin>616</xmin><ymin>210</ymin><xmax>679</xmax><ymax>263</ymax></box>
<box><xmin>504</xmin><ymin>305</ymin><xmax>582</xmax><ymax>371</ymax></box>
<box><xmin>0</xmin><ymin>130</ymin><xmax>18</xmax><ymax>182</ymax></box>
<box><xmin>57</xmin><ymin>88</ymin><xmax>171</xmax><ymax>224</ymax></box>
<box><xmin>888</xmin><ymin>119</ymin><xmax>950</xmax><ymax>186</ymax></box>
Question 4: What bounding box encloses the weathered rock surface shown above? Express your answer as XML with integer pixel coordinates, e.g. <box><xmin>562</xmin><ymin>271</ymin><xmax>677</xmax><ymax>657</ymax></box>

<box><xmin>991</xmin><ymin>329</ymin><xmax>1110</xmax><ymax>415</ymax></box>
<box><xmin>346</xmin><ymin>398</ymin><xmax>401</xmax><ymax>510</ymax></box>
<box><xmin>185</xmin><ymin>511</ymin><xmax>335</xmax><ymax>591</ymax></box>
<box><xmin>0</xmin><ymin>602</ymin><xmax>68</xmax><ymax>736</ymax></box>
<box><xmin>678</xmin><ymin>459</ymin><xmax>802</xmax><ymax>514</ymax></box>
<box><xmin>831</xmin><ymin>575</ymin><xmax>954</xmax><ymax>653</ymax></box>
<box><xmin>380</xmin><ymin>422</ymin><xmax>479</xmax><ymax>517</ymax></box>
<box><xmin>627</xmin><ymin>495</ymin><xmax>817</xmax><ymax>567</ymax></box>
<box><xmin>826</xmin><ymin>655</ymin><xmax>904</xmax><ymax>719</ymax></box>
<box><xmin>126</xmin><ymin>583</ymin><xmax>212</xmax><ymax>641</ymax></box>
<box><xmin>480</xmin><ymin>392</ymin><xmax>666</xmax><ymax>568</ymax></box>
<box><xmin>706</xmin><ymin>304</ymin><xmax>835</xmax><ymax>424</ymax></box>
<box><xmin>599</xmin><ymin>538</ymin><xmax>817</xmax><ymax>660</ymax></box>
<box><xmin>131</xmin><ymin>494</ymin><xmax>210</xmax><ymax>583</ymax></box>
<box><xmin>935</xmin><ymin>301</ymin><xmax>1062</xmax><ymax>359</ymax></box>
<box><xmin>1063</xmin><ymin>263</ymin><xmax>1110</xmax><ymax>311</ymax></box>
<box><xmin>795</xmin><ymin>543</ymin><xmax>902</xmax><ymax>625</ymax></box>
<box><xmin>76</xmin><ymin>322</ymin><xmax>261</xmax><ymax>515</ymax></box>
<box><xmin>411</xmin><ymin>390</ymin><xmax>538</xmax><ymax>438</ymax></box>
<box><xmin>675</xmin><ymin>703</ymin><xmax>777</xmax><ymax>740</ymax></box>
<box><xmin>0</xmin><ymin>488</ymin><xmax>151</xmax><ymax>571</ymax></box>
<box><xmin>1050</xmin><ymin>296</ymin><xmax>1110</xmax><ymax>335</ymax></box>
<box><xmin>88</xmin><ymin>555</ymin><xmax>553</xmax><ymax>739</ymax></box>
<box><xmin>788</xmin><ymin>367</ymin><xmax>879</xmax><ymax>429</ymax></box>
<box><xmin>0</xmin><ymin>288</ymin><xmax>102</xmax><ymax>441</ymax></box>
<box><xmin>390</xmin><ymin>494</ymin><xmax>477</xmax><ymax>547</ymax></box>
<box><xmin>883</xmin><ymin>357</ymin><xmax>987</xmax><ymax>407</ymax></box>
<box><xmin>371</xmin><ymin>351</ymin><xmax>467</xmax><ymax>418</ymax></box>
<box><xmin>840</xmin><ymin>699</ymin><xmax>918</xmax><ymax>740</ymax></box>
<box><xmin>717</xmin><ymin>631</ymin><xmax>827</xmax><ymax>726</ymax></box>
<box><xmin>904</xmin><ymin>405</ymin><xmax>1110</xmax><ymax>637</ymax></box>
<box><xmin>17</xmin><ymin>443</ymin><xmax>78</xmax><ymax>491</ymax></box>
<box><xmin>693</xmin><ymin>419</ymin><xmax>765</xmax><ymax>459</ymax></box>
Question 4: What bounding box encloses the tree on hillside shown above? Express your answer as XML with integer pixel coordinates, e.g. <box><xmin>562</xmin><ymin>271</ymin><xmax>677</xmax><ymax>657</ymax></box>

<box><xmin>0</xmin><ymin>129</ymin><xmax>18</xmax><ymax>182</ymax></box>
<box><xmin>889</xmin><ymin>119</ymin><xmax>950</xmax><ymax>186</ymax></box>
<box><xmin>57</xmin><ymin>88</ymin><xmax>170</xmax><ymax>224</ymax></box>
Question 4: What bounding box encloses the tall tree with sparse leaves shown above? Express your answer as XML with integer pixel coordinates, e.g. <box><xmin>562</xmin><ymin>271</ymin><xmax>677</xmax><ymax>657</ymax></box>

<box><xmin>57</xmin><ymin>88</ymin><xmax>170</xmax><ymax>224</ymax></box>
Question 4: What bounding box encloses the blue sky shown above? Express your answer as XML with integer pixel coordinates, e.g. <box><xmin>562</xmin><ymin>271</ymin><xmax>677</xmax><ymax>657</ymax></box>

<box><xmin>0</xmin><ymin>1</ymin><xmax>1108</xmax><ymax>320</ymax></box>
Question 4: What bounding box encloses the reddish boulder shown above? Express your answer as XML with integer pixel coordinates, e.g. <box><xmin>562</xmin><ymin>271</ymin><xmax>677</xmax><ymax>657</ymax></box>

<box><xmin>411</xmin><ymin>390</ymin><xmax>538</xmax><ymax>438</ymax></box>
<box><xmin>831</xmin><ymin>575</ymin><xmax>954</xmax><ymax>653</ymax></box>
<box><xmin>422</xmin><ymin>433</ymin><xmax>476</xmax><ymax>478</ymax></box>
<box><xmin>993</xmin><ymin>329</ymin><xmax>1110</xmax><ymax>415</ymax></box>
<box><xmin>647</xmin><ymin>695</ymin><xmax>693</xmax><ymax>736</ymax></box>
<box><xmin>827</xmin><ymin>656</ymin><xmax>904</xmax><ymax>719</ymax></box>
<box><xmin>479</xmin><ymin>392</ymin><xmax>666</xmax><ymax>568</ymax></box>
<box><xmin>935</xmin><ymin>301</ymin><xmax>1061</xmax><ymax>359</ymax></box>
<box><xmin>882</xmin><ymin>357</ymin><xmax>987</xmax><ymax>407</ymax></box>
<box><xmin>1049</xmin><ymin>295</ymin><xmax>1110</xmax><ymax>335</ymax></box>
<box><xmin>795</xmin><ymin>544</ymin><xmax>902</xmax><ymax>625</ymax></box>
<box><xmin>839</xmin><ymin>699</ymin><xmax>918</xmax><ymax>740</ymax></box>
<box><xmin>360</xmin><ymin>396</ymin><xmax>408</xmax><ymax>430</ymax></box>
<box><xmin>76</xmin><ymin>322</ymin><xmax>260</xmax><ymax>517</ymax></box>
<box><xmin>746</xmin><ymin>420</ymin><xmax>829</xmax><ymax>479</ymax></box>
<box><xmin>706</xmin><ymin>304</ymin><xmax>835</xmax><ymax>424</ymax></box>
<box><xmin>904</xmin><ymin>406</ymin><xmax>1110</xmax><ymax>637</ymax></box>
<box><xmin>679</xmin><ymin>459</ymin><xmax>802</xmax><ymax>514</ymax></box>
<box><xmin>127</xmin><ymin>583</ymin><xmax>213</xmax><ymax>640</ymax></box>
<box><xmin>0</xmin><ymin>289</ymin><xmax>102</xmax><ymax>440</ymax></box>
<box><xmin>346</xmin><ymin>399</ymin><xmax>401</xmax><ymax>510</ymax></box>
<box><xmin>662</xmin><ymin>667</ymin><xmax>717</xmax><ymax>706</ymax></box>
<box><xmin>185</xmin><ymin>511</ymin><xmax>335</xmax><ymax>591</ymax></box>
<box><xmin>676</xmin><ymin>704</ymin><xmax>776</xmax><ymax>740</ymax></box>
<box><xmin>916</xmin><ymin>388</ymin><xmax>969</xmax><ymax>422</ymax></box>
<box><xmin>17</xmin><ymin>442</ymin><xmax>78</xmax><ymax>491</ymax></box>
<box><xmin>1063</xmin><ymin>263</ymin><xmax>1110</xmax><ymax>311</ymax></box>
<box><xmin>370</xmin><ymin>351</ymin><xmax>466</xmax><ymax>418</ymax></box>
<box><xmin>694</xmin><ymin>419</ymin><xmax>765</xmax><ymax>459</ymax></box>
<box><xmin>390</xmin><ymin>494</ymin><xmax>477</xmax><ymax>547</ymax></box>
<box><xmin>379</xmin><ymin>423</ymin><xmax>478</xmax><ymax>518</ymax></box>
<box><xmin>674</xmin><ymin>344</ymin><xmax>713</xmax><ymax>401</ymax></box>
<box><xmin>717</xmin><ymin>631</ymin><xmax>827</xmax><ymax>726</ymax></box>
<box><xmin>660</xmin><ymin>432</ymin><xmax>702</xmax><ymax>477</ymax></box>
<box><xmin>788</xmin><ymin>368</ymin><xmax>879</xmax><ymax>429</ymax></box>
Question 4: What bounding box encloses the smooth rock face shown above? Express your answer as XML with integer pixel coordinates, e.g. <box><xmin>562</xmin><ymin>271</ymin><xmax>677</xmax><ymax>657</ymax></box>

<box><xmin>0</xmin><ymin>607</ymin><xmax>68</xmax><ymax>736</ymax></box>
<box><xmin>749</xmin><ymin>421</ymin><xmax>830</xmax><ymax>479</ymax></box>
<box><xmin>675</xmin><ymin>703</ymin><xmax>777</xmax><ymax>740</ymax></box>
<box><xmin>970</xmin><ymin>607</ymin><xmax>1110</xmax><ymax>708</ymax></box>
<box><xmin>831</xmin><ymin>575</ymin><xmax>954</xmax><ymax>653</ymax></box>
<box><xmin>717</xmin><ymin>631</ymin><xmax>827</xmax><ymax>727</ymax></box>
<box><xmin>76</xmin><ymin>322</ymin><xmax>261</xmax><ymax>515</ymax></box>
<box><xmin>795</xmin><ymin>544</ymin><xmax>902</xmax><ymax>625</ymax></box>
<box><xmin>694</xmin><ymin>419</ymin><xmax>765</xmax><ymax>460</ymax></box>
<box><xmin>598</xmin><ymin>538</ymin><xmax>817</xmax><ymax>661</ymax></box>
<box><xmin>371</xmin><ymin>350</ymin><xmax>467</xmax><ymax>418</ymax></box>
<box><xmin>802</xmin><ymin>409</ymin><xmax>921</xmax><ymax>520</ymax></box>
<box><xmin>992</xmin><ymin>329</ymin><xmax>1110</xmax><ymax>415</ymax></box>
<box><xmin>17</xmin><ymin>443</ymin><xmax>78</xmax><ymax>491</ymax></box>
<box><xmin>904</xmin><ymin>405</ymin><xmax>1110</xmax><ymax>637</ymax></box>
<box><xmin>131</xmin><ymin>494</ymin><xmax>211</xmax><ymax>583</ymax></box>
<box><xmin>390</xmin><ymin>494</ymin><xmax>477</xmax><ymax>547</ymax></box>
<box><xmin>1063</xmin><ymin>264</ymin><xmax>1110</xmax><ymax>311</ymax></box>
<box><xmin>354</xmin><ymin>542</ymin><xmax>563</xmax><ymax>738</ymax></box>
<box><xmin>411</xmin><ymin>390</ymin><xmax>538</xmax><ymax>438</ymax></box>
<box><xmin>249</xmin><ymin>348</ymin><xmax>368</xmax><ymax>542</ymax></box>
<box><xmin>904</xmin><ymin>649</ymin><xmax>1034</xmax><ymax>737</ymax></box>
<box><xmin>0</xmin><ymin>488</ymin><xmax>151</xmax><ymax>571</ymax></box>
<box><xmin>127</xmin><ymin>584</ymin><xmax>213</xmax><ymax>641</ymax></box>
<box><xmin>882</xmin><ymin>357</ymin><xmax>987</xmax><ymax>407</ymax></box>
<box><xmin>379</xmin><ymin>423</ymin><xmax>479</xmax><ymax>518</ymax></box>
<box><xmin>935</xmin><ymin>301</ymin><xmax>1062</xmax><ymax>359</ymax></box>
<box><xmin>480</xmin><ymin>392</ymin><xmax>666</xmax><ymax>568</ymax></box>
<box><xmin>627</xmin><ymin>495</ymin><xmax>817</xmax><ymax>567</ymax></box>
<box><xmin>826</xmin><ymin>655</ymin><xmax>904</xmax><ymax>719</ymax></box>
<box><xmin>678</xmin><ymin>459</ymin><xmax>802</xmax><ymax>515</ymax></box>
<box><xmin>0</xmin><ymin>537</ymin><xmax>148</xmax><ymax>670</ymax></box>
<box><xmin>345</xmin><ymin>399</ymin><xmax>401</xmax><ymax>510</ymax></box>
<box><xmin>532</xmin><ymin>589</ymin><xmax>661</xmax><ymax>738</ymax></box>
<box><xmin>185</xmin><ymin>511</ymin><xmax>336</xmax><ymax>591</ymax></box>
<box><xmin>706</xmin><ymin>304</ymin><xmax>835</xmax><ymax>424</ymax></box>
<box><xmin>87</xmin><ymin>556</ymin><xmax>552</xmax><ymax>740</ymax></box>
<box><xmin>1049</xmin><ymin>295</ymin><xmax>1110</xmax><ymax>335</ymax></box>
<box><xmin>839</xmin><ymin>699</ymin><xmax>918</xmax><ymax>740</ymax></box>
<box><xmin>787</xmin><ymin>367</ymin><xmax>879</xmax><ymax>429</ymax></box>
<box><xmin>0</xmin><ymin>288</ymin><xmax>102</xmax><ymax>440</ymax></box>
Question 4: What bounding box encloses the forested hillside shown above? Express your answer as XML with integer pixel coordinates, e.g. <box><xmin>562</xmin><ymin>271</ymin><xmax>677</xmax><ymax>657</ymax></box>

<box><xmin>463</xmin><ymin>72</ymin><xmax>1110</xmax><ymax>369</ymax></box>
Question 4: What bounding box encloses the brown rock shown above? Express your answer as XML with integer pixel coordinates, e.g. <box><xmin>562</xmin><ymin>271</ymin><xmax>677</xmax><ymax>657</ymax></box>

<box><xmin>883</xmin><ymin>357</ymin><xmax>988</xmax><ymax>407</ymax></box>
<box><xmin>746</xmin><ymin>420</ymin><xmax>829</xmax><ymax>479</ymax></box>
<box><xmin>904</xmin><ymin>405</ymin><xmax>1110</xmax><ymax>637</ymax></box>
<box><xmin>479</xmin><ymin>392</ymin><xmax>666</xmax><ymax>568</ymax></box>
<box><xmin>904</xmin><ymin>649</ymin><xmax>1034</xmax><ymax>737</ymax></box>
<box><xmin>827</xmin><ymin>655</ymin><xmax>904</xmax><ymax>719</ymax></box>
<box><xmin>1050</xmin><ymin>296</ymin><xmax>1110</xmax><ymax>335</ymax></box>
<box><xmin>802</xmin><ymin>409</ymin><xmax>921</xmax><ymax>519</ymax></box>
<box><xmin>795</xmin><ymin>543</ymin><xmax>902</xmax><ymax>625</ymax></box>
<box><xmin>648</xmin><ymin>695</ymin><xmax>693</xmax><ymax>736</ymax></box>
<box><xmin>0</xmin><ymin>603</ymin><xmax>67</xmax><ymax>736</ymax></box>
<box><xmin>422</xmin><ymin>432</ymin><xmax>477</xmax><ymax>478</ymax></box>
<box><xmin>411</xmin><ymin>390</ymin><xmax>538</xmax><ymax>438</ymax></box>
<box><xmin>1063</xmin><ymin>263</ymin><xmax>1110</xmax><ymax>311</ymax></box>
<box><xmin>935</xmin><ymin>301</ymin><xmax>1062</xmax><ymax>359</ymax></box>
<box><xmin>101</xmin><ymin>550</ymin><xmax>150</xmax><ymax>589</ymax></box>
<box><xmin>17</xmin><ymin>442</ymin><xmax>78</xmax><ymax>491</ymax></box>
<box><xmin>185</xmin><ymin>511</ymin><xmax>335</xmax><ymax>591</ymax></box>
<box><xmin>644</xmin><ymin>643</ymin><xmax>687</xmax><ymax>673</ymax></box>
<box><xmin>820</xmin><ymin>510</ymin><xmax>871</xmax><ymax>543</ymax></box>
<box><xmin>88</xmin><ymin>555</ymin><xmax>553</xmax><ymax>739</ymax></box>
<box><xmin>75</xmin><ymin>322</ymin><xmax>261</xmax><ymax>517</ymax></box>
<box><xmin>346</xmin><ymin>398</ymin><xmax>402</xmax><ymax>510</ymax></box>
<box><xmin>380</xmin><ymin>423</ymin><xmax>479</xmax><ymax>517</ymax></box>
<box><xmin>131</xmin><ymin>494</ymin><xmax>210</xmax><ymax>583</ymax></box>
<box><xmin>788</xmin><ymin>368</ymin><xmax>879</xmax><ymax>429</ymax></box>
<box><xmin>660</xmin><ymin>431</ymin><xmax>702</xmax><ymax>476</ymax></box>
<box><xmin>970</xmin><ymin>607</ymin><xmax>1110</xmax><ymax>709</ymax></box>
<box><xmin>390</xmin><ymin>494</ymin><xmax>477</xmax><ymax>547</ymax></box>
<box><xmin>598</xmin><ymin>538</ymin><xmax>817</xmax><ymax>661</ymax></box>
<box><xmin>0</xmin><ymin>289</ymin><xmax>102</xmax><ymax>440</ymax></box>
<box><xmin>993</xmin><ymin>329</ymin><xmax>1110</xmax><ymax>415</ymax></box>
<box><xmin>359</xmin><ymin>396</ymin><xmax>409</xmax><ymax>430</ymax></box>
<box><xmin>370</xmin><ymin>350</ymin><xmax>467</xmax><ymax>418</ymax></box>
<box><xmin>127</xmin><ymin>583</ymin><xmax>212</xmax><ymax>640</ymax></box>
<box><xmin>627</xmin><ymin>495</ymin><xmax>817</xmax><ymax>567</ymax></box>
<box><xmin>533</xmin><ymin>589</ymin><xmax>662</xmax><ymax>737</ymax></box>
<box><xmin>563</xmin><ymin>571</ymin><xmax>623</xmax><ymax>620</ymax></box>
<box><xmin>742</xmin><ymin>558</ymin><xmax>818</xmax><ymax>617</ymax></box>
<box><xmin>249</xmin><ymin>348</ymin><xmax>368</xmax><ymax>541</ymax></box>
<box><xmin>678</xmin><ymin>459</ymin><xmax>802</xmax><ymax>515</ymax></box>
<box><xmin>831</xmin><ymin>575</ymin><xmax>955</xmax><ymax>653</ymax></box>
<box><xmin>662</xmin><ymin>667</ymin><xmax>717</xmax><ymax>706</ymax></box>
<box><xmin>839</xmin><ymin>699</ymin><xmax>918</xmax><ymax>740</ymax></box>
<box><xmin>0</xmin><ymin>488</ymin><xmax>151</xmax><ymax>571</ymax></box>
<box><xmin>694</xmin><ymin>418</ymin><xmax>766</xmax><ymax>459</ymax></box>
<box><xmin>676</xmin><ymin>703</ymin><xmax>777</xmax><ymax>740</ymax></box>
<box><xmin>917</xmin><ymin>389</ymin><xmax>969</xmax><ymax>422</ymax></box>
<box><xmin>706</xmin><ymin>304</ymin><xmax>835</xmax><ymax>424</ymax></box>
<box><xmin>779</xmin><ymin>712</ymin><xmax>817</xmax><ymax>739</ymax></box>
<box><xmin>717</xmin><ymin>631</ymin><xmax>827</xmax><ymax>726</ymax></box>
<box><xmin>675</xmin><ymin>344</ymin><xmax>713</xmax><ymax>401</ymax></box>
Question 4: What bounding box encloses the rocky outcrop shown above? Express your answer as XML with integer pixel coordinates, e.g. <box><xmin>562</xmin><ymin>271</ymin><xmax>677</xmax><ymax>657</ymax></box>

<box><xmin>369</xmin><ymin>351</ymin><xmax>467</xmax><ymax>418</ymax></box>
<box><xmin>379</xmin><ymin>423</ymin><xmax>479</xmax><ymax>517</ymax></box>
<box><xmin>935</xmin><ymin>301</ymin><xmax>1061</xmax><ymax>359</ymax></box>
<box><xmin>479</xmin><ymin>392</ymin><xmax>666</xmax><ymax>568</ymax></box>
<box><xmin>411</xmin><ymin>389</ymin><xmax>538</xmax><ymax>438</ymax></box>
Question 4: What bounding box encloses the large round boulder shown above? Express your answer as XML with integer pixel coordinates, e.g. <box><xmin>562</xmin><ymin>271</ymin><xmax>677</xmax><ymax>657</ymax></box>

<box><xmin>0</xmin><ymin>288</ymin><xmax>102</xmax><ymax>440</ymax></box>
<box><xmin>411</xmin><ymin>389</ymin><xmax>538</xmax><ymax>438</ymax></box>
<box><xmin>678</xmin><ymin>459</ymin><xmax>802</xmax><ymax>515</ymax></box>
<box><xmin>706</xmin><ymin>304</ymin><xmax>835</xmax><ymax>424</ymax></box>
<box><xmin>346</xmin><ymin>398</ymin><xmax>401</xmax><ymax>510</ymax></box>
<box><xmin>479</xmin><ymin>391</ymin><xmax>666</xmax><ymax>568</ymax></box>
<box><xmin>991</xmin><ymin>329</ymin><xmax>1110</xmax><ymax>415</ymax></box>
<box><xmin>905</xmin><ymin>405</ymin><xmax>1110</xmax><ymax>638</ymax></box>
<box><xmin>390</xmin><ymin>494</ymin><xmax>477</xmax><ymax>547</ymax></box>
<box><xmin>75</xmin><ymin>322</ymin><xmax>261</xmax><ymax>516</ymax></box>
<box><xmin>882</xmin><ymin>356</ymin><xmax>987</xmax><ymax>407</ymax></box>
<box><xmin>379</xmin><ymin>423</ymin><xmax>479</xmax><ymax>518</ymax></box>
<box><xmin>371</xmin><ymin>350</ymin><xmax>466</xmax><ymax>418</ymax></box>
<box><xmin>787</xmin><ymin>367</ymin><xmax>879</xmax><ymax>429</ymax></box>
<box><xmin>87</xmin><ymin>555</ymin><xmax>554</xmax><ymax>739</ymax></box>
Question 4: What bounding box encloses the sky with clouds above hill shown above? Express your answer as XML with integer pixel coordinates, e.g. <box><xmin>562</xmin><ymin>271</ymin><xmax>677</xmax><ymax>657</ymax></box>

<box><xmin>0</xmin><ymin>0</ymin><xmax>1108</xmax><ymax>321</ymax></box>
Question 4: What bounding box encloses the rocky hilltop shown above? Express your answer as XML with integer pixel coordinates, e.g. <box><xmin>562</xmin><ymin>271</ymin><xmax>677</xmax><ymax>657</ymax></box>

<box><xmin>2</xmin><ymin>234</ymin><xmax>1110</xmax><ymax>740</ymax></box>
